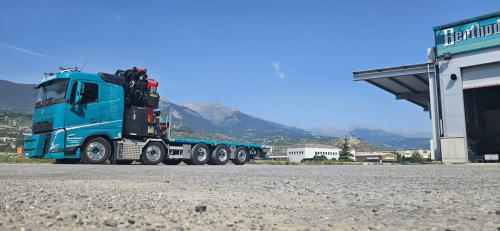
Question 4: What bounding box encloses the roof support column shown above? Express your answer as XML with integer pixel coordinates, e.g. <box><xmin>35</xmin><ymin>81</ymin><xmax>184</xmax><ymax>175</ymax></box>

<box><xmin>427</xmin><ymin>55</ymin><xmax>441</xmax><ymax>161</ymax></box>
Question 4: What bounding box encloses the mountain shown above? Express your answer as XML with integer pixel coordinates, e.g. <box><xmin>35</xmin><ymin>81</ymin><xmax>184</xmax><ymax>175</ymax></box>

<box><xmin>0</xmin><ymin>80</ymin><xmax>37</xmax><ymax>113</ymax></box>
<box><xmin>181</xmin><ymin>102</ymin><xmax>312</xmax><ymax>141</ymax></box>
<box><xmin>183</xmin><ymin>102</ymin><xmax>235</xmax><ymax>125</ymax></box>
<box><xmin>308</xmin><ymin>125</ymin><xmax>430</xmax><ymax>149</ymax></box>
<box><xmin>158</xmin><ymin>98</ymin><xmax>220</xmax><ymax>133</ymax></box>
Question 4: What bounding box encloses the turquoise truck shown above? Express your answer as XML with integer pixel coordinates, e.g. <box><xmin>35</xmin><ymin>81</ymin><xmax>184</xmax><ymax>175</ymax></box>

<box><xmin>23</xmin><ymin>67</ymin><xmax>271</xmax><ymax>165</ymax></box>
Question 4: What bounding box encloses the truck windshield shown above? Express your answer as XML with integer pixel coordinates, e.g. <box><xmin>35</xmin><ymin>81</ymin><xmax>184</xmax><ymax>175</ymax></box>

<box><xmin>35</xmin><ymin>79</ymin><xmax>70</xmax><ymax>107</ymax></box>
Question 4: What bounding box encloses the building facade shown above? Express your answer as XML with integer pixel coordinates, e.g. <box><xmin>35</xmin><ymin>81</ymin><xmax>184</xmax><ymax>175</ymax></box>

<box><xmin>355</xmin><ymin>152</ymin><xmax>398</xmax><ymax>162</ymax></box>
<box><xmin>354</xmin><ymin>11</ymin><xmax>500</xmax><ymax>163</ymax></box>
<box><xmin>398</xmin><ymin>149</ymin><xmax>433</xmax><ymax>159</ymax></box>
<box><xmin>287</xmin><ymin>147</ymin><xmax>343</xmax><ymax>162</ymax></box>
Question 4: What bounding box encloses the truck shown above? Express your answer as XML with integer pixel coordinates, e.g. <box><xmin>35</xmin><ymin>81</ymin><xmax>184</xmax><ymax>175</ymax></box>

<box><xmin>23</xmin><ymin>67</ymin><xmax>272</xmax><ymax>165</ymax></box>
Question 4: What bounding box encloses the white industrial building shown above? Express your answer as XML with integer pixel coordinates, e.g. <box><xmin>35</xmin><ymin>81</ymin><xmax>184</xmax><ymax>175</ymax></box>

<box><xmin>354</xmin><ymin>11</ymin><xmax>500</xmax><ymax>163</ymax></box>
<box><xmin>287</xmin><ymin>147</ymin><xmax>356</xmax><ymax>162</ymax></box>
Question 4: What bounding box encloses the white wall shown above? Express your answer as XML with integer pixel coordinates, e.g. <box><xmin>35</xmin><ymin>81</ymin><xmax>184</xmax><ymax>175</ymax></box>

<box><xmin>287</xmin><ymin>147</ymin><xmax>341</xmax><ymax>162</ymax></box>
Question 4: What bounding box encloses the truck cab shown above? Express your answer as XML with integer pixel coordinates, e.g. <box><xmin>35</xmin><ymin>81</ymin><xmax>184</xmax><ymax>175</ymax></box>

<box><xmin>24</xmin><ymin>69</ymin><xmax>124</xmax><ymax>162</ymax></box>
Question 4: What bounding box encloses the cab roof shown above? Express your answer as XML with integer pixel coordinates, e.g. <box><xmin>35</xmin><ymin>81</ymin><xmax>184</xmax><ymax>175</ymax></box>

<box><xmin>36</xmin><ymin>70</ymin><xmax>101</xmax><ymax>88</ymax></box>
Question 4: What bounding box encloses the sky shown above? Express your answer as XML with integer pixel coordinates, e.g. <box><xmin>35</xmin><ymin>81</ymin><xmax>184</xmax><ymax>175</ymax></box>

<box><xmin>1</xmin><ymin>0</ymin><xmax>500</xmax><ymax>132</ymax></box>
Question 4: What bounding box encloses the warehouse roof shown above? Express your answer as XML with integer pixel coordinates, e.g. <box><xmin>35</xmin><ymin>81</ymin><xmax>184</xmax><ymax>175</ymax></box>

<box><xmin>353</xmin><ymin>62</ymin><xmax>434</xmax><ymax>111</ymax></box>
<box><xmin>433</xmin><ymin>11</ymin><xmax>500</xmax><ymax>30</ymax></box>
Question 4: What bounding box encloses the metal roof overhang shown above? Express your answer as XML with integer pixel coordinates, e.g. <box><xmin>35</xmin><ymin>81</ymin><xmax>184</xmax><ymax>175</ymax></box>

<box><xmin>353</xmin><ymin>63</ymin><xmax>434</xmax><ymax>111</ymax></box>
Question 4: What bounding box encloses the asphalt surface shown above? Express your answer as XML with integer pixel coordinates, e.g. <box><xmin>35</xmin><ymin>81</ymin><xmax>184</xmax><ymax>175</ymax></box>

<box><xmin>0</xmin><ymin>163</ymin><xmax>500</xmax><ymax>231</ymax></box>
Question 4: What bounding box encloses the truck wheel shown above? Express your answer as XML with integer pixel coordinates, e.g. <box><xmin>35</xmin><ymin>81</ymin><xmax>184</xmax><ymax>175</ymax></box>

<box><xmin>141</xmin><ymin>142</ymin><xmax>165</xmax><ymax>165</ymax></box>
<box><xmin>81</xmin><ymin>137</ymin><xmax>111</xmax><ymax>164</ymax></box>
<box><xmin>209</xmin><ymin>145</ymin><xmax>229</xmax><ymax>165</ymax></box>
<box><xmin>232</xmin><ymin>147</ymin><xmax>249</xmax><ymax>165</ymax></box>
<box><xmin>190</xmin><ymin>143</ymin><xmax>210</xmax><ymax>165</ymax></box>
<box><xmin>54</xmin><ymin>159</ymin><xmax>80</xmax><ymax>164</ymax></box>
<box><xmin>163</xmin><ymin>158</ymin><xmax>182</xmax><ymax>165</ymax></box>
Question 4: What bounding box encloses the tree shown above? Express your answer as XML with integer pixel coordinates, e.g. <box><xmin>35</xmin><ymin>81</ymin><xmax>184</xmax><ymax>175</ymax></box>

<box><xmin>409</xmin><ymin>151</ymin><xmax>424</xmax><ymax>163</ymax></box>
<box><xmin>392</xmin><ymin>151</ymin><xmax>404</xmax><ymax>163</ymax></box>
<box><xmin>339</xmin><ymin>137</ymin><xmax>354</xmax><ymax>161</ymax></box>
<box><xmin>312</xmin><ymin>155</ymin><xmax>328</xmax><ymax>162</ymax></box>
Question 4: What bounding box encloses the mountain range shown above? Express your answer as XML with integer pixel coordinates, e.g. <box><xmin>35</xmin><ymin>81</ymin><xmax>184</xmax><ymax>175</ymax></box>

<box><xmin>161</xmin><ymin>100</ymin><xmax>311</xmax><ymax>142</ymax></box>
<box><xmin>308</xmin><ymin>125</ymin><xmax>430</xmax><ymax>149</ymax></box>
<box><xmin>0</xmin><ymin>80</ymin><xmax>37</xmax><ymax>112</ymax></box>
<box><xmin>0</xmin><ymin>79</ymin><xmax>430</xmax><ymax>149</ymax></box>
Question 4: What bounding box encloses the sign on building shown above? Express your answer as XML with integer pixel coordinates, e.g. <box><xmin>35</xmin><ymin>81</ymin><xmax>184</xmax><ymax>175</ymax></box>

<box><xmin>434</xmin><ymin>12</ymin><xmax>500</xmax><ymax>56</ymax></box>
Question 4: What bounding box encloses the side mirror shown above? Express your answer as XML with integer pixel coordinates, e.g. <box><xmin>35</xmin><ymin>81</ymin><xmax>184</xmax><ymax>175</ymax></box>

<box><xmin>74</xmin><ymin>82</ymin><xmax>84</xmax><ymax>104</ymax></box>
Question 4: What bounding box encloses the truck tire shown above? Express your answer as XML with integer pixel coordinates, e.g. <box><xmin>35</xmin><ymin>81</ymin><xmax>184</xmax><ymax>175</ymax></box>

<box><xmin>232</xmin><ymin>147</ymin><xmax>249</xmax><ymax>165</ymax></box>
<box><xmin>54</xmin><ymin>158</ymin><xmax>80</xmax><ymax>164</ymax></box>
<box><xmin>141</xmin><ymin>142</ymin><xmax>165</xmax><ymax>165</ymax></box>
<box><xmin>190</xmin><ymin>143</ymin><xmax>210</xmax><ymax>165</ymax></box>
<box><xmin>209</xmin><ymin>145</ymin><xmax>230</xmax><ymax>165</ymax></box>
<box><xmin>81</xmin><ymin>137</ymin><xmax>111</xmax><ymax>164</ymax></box>
<box><xmin>163</xmin><ymin>158</ymin><xmax>182</xmax><ymax>165</ymax></box>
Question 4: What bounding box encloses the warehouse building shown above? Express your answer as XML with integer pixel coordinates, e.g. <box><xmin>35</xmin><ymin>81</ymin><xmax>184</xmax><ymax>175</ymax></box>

<box><xmin>353</xmin><ymin>12</ymin><xmax>500</xmax><ymax>163</ymax></box>
<box><xmin>355</xmin><ymin>152</ymin><xmax>398</xmax><ymax>162</ymax></box>
<box><xmin>399</xmin><ymin>149</ymin><xmax>433</xmax><ymax>160</ymax></box>
<box><xmin>287</xmin><ymin>147</ymin><xmax>355</xmax><ymax>162</ymax></box>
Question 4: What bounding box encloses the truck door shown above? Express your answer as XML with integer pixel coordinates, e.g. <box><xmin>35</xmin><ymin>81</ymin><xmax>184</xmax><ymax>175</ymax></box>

<box><xmin>65</xmin><ymin>80</ymin><xmax>102</xmax><ymax>146</ymax></box>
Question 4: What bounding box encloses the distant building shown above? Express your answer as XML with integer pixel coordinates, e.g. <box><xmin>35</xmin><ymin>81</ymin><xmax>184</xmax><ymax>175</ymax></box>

<box><xmin>355</xmin><ymin>152</ymin><xmax>398</xmax><ymax>162</ymax></box>
<box><xmin>286</xmin><ymin>147</ymin><xmax>356</xmax><ymax>162</ymax></box>
<box><xmin>398</xmin><ymin>149</ymin><xmax>433</xmax><ymax>160</ymax></box>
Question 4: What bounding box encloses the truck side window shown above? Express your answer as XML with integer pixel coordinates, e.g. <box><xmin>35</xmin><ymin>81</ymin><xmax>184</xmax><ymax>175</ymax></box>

<box><xmin>82</xmin><ymin>82</ymin><xmax>98</xmax><ymax>103</ymax></box>
<box><xmin>69</xmin><ymin>81</ymin><xmax>78</xmax><ymax>104</ymax></box>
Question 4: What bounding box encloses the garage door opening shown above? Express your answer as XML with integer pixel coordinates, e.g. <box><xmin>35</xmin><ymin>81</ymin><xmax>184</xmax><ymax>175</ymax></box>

<box><xmin>463</xmin><ymin>62</ymin><xmax>500</xmax><ymax>162</ymax></box>
<box><xmin>464</xmin><ymin>85</ymin><xmax>500</xmax><ymax>161</ymax></box>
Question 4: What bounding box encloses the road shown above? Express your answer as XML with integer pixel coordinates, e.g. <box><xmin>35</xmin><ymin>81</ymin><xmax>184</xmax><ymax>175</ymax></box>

<box><xmin>0</xmin><ymin>163</ymin><xmax>499</xmax><ymax>230</ymax></box>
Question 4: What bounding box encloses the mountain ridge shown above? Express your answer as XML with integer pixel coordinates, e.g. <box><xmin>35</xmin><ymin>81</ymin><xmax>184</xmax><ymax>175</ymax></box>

<box><xmin>308</xmin><ymin>125</ymin><xmax>430</xmax><ymax>149</ymax></box>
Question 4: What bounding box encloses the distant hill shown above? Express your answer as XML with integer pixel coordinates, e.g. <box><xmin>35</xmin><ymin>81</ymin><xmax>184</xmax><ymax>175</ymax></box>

<box><xmin>158</xmin><ymin>99</ymin><xmax>222</xmax><ymax>133</ymax></box>
<box><xmin>183</xmin><ymin>102</ymin><xmax>311</xmax><ymax>140</ymax></box>
<box><xmin>308</xmin><ymin>125</ymin><xmax>430</xmax><ymax>149</ymax></box>
<box><xmin>0</xmin><ymin>80</ymin><xmax>37</xmax><ymax>113</ymax></box>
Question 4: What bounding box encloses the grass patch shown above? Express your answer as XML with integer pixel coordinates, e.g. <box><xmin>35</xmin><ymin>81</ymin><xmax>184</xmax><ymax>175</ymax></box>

<box><xmin>0</xmin><ymin>153</ymin><xmax>53</xmax><ymax>163</ymax></box>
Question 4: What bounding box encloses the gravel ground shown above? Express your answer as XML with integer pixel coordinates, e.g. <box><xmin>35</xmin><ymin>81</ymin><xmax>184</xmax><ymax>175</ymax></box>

<box><xmin>0</xmin><ymin>163</ymin><xmax>500</xmax><ymax>231</ymax></box>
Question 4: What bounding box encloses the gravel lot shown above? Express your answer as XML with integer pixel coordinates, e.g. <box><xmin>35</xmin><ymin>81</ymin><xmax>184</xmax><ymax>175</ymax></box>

<box><xmin>0</xmin><ymin>163</ymin><xmax>499</xmax><ymax>231</ymax></box>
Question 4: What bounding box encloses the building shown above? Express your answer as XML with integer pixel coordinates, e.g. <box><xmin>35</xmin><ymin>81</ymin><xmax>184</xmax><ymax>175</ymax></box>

<box><xmin>287</xmin><ymin>147</ymin><xmax>344</xmax><ymax>163</ymax></box>
<box><xmin>355</xmin><ymin>152</ymin><xmax>398</xmax><ymax>162</ymax></box>
<box><xmin>353</xmin><ymin>11</ymin><xmax>500</xmax><ymax>163</ymax></box>
<box><xmin>398</xmin><ymin>149</ymin><xmax>433</xmax><ymax>160</ymax></box>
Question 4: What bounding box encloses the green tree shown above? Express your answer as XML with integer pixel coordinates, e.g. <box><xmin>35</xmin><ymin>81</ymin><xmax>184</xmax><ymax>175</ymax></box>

<box><xmin>312</xmin><ymin>155</ymin><xmax>328</xmax><ymax>162</ymax></box>
<box><xmin>392</xmin><ymin>151</ymin><xmax>404</xmax><ymax>163</ymax></box>
<box><xmin>409</xmin><ymin>151</ymin><xmax>424</xmax><ymax>163</ymax></box>
<box><xmin>339</xmin><ymin>137</ymin><xmax>353</xmax><ymax>161</ymax></box>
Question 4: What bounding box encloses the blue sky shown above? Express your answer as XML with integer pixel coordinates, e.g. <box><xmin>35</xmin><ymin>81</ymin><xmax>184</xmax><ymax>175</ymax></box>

<box><xmin>1</xmin><ymin>1</ymin><xmax>500</xmax><ymax>132</ymax></box>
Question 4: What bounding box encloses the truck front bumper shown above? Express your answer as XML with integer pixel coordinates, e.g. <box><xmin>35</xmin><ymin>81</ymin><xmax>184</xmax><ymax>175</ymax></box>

<box><xmin>23</xmin><ymin>130</ymin><xmax>73</xmax><ymax>159</ymax></box>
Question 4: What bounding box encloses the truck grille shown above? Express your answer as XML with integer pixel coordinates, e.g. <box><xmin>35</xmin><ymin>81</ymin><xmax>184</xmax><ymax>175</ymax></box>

<box><xmin>32</xmin><ymin>121</ymin><xmax>53</xmax><ymax>134</ymax></box>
